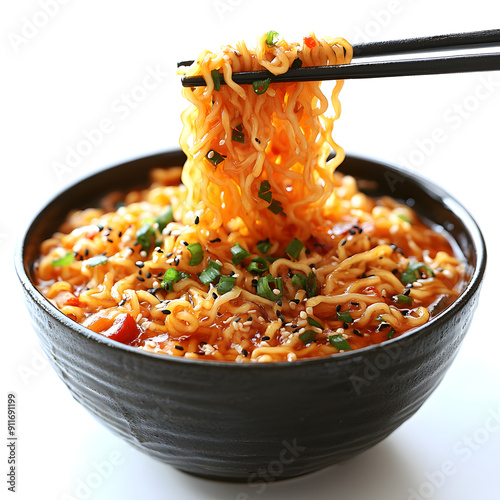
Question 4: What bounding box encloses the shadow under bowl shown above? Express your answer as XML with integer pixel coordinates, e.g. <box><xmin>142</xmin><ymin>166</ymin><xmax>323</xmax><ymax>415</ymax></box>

<box><xmin>15</xmin><ymin>150</ymin><xmax>486</xmax><ymax>481</ymax></box>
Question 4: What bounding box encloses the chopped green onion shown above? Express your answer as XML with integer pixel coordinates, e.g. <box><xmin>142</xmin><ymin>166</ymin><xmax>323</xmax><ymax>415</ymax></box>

<box><xmin>253</xmin><ymin>78</ymin><xmax>271</xmax><ymax>95</ymax></box>
<box><xmin>256</xmin><ymin>238</ymin><xmax>272</xmax><ymax>254</ymax></box>
<box><xmin>199</xmin><ymin>260</ymin><xmax>222</xmax><ymax>285</ymax></box>
<box><xmin>265</xmin><ymin>256</ymin><xmax>280</xmax><ymax>264</ymax></box>
<box><xmin>51</xmin><ymin>252</ymin><xmax>74</xmax><ymax>267</ymax></box>
<box><xmin>211</xmin><ymin>69</ymin><xmax>221</xmax><ymax>91</ymax></box>
<box><xmin>338</xmin><ymin>311</ymin><xmax>353</xmax><ymax>323</ymax></box>
<box><xmin>206</xmin><ymin>150</ymin><xmax>225</xmax><ymax>167</ymax></box>
<box><xmin>247</xmin><ymin>257</ymin><xmax>268</xmax><ymax>274</ymax></box>
<box><xmin>387</xmin><ymin>328</ymin><xmax>395</xmax><ymax>339</ymax></box>
<box><xmin>266</xmin><ymin>30</ymin><xmax>279</xmax><ymax>47</ymax></box>
<box><xmin>187</xmin><ymin>243</ymin><xmax>204</xmax><ymax>266</ymax></box>
<box><xmin>291</xmin><ymin>271</ymin><xmax>317</xmax><ymax>297</ymax></box>
<box><xmin>400</xmin><ymin>262</ymin><xmax>435</xmax><ymax>285</ymax></box>
<box><xmin>268</xmin><ymin>199</ymin><xmax>284</xmax><ymax>215</ymax></box>
<box><xmin>258</xmin><ymin>180</ymin><xmax>272</xmax><ymax>203</ymax></box>
<box><xmin>86</xmin><ymin>254</ymin><xmax>108</xmax><ymax>267</ymax></box>
<box><xmin>231</xmin><ymin>243</ymin><xmax>251</xmax><ymax>266</ymax></box>
<box><xmin>299</xmin><ymin>330</ymin><xmax>317</xmax><ymax>344</ymax></box>
<box><xmin>397</xmin><ymin>214</ymin><xmax>413</xmax><ymax>224</ymax></box>
<box><xmin>136</xmin><ymin>222</ymin><xmax>155</xmax><ymax>249</ymax></box>
<box><xmin>155</xmin><ymin>207</ymin><xmax>174</xmax><ymax>232</ymax></box>
<box><xmin>395</xmin><ymin>294</ymin><xmax>413</xmax><ymax>306</ymax></box>
<box><xmin>307</xmin><ymin>317</ymin><xmax>323</xmax><ymax>329</ymax></box>
<box><xmin>217</xmin><ymin>275</ymin><xmax>236</xmax><ymax>294</ymax></box>
<box><xmin>285</xmin><ymin>238</ymin><xmax>304</xmax><ymax>260</ymax></box>
<box><xmin>232</xmin><ymin>127</ymin><xmax>245</xmax><ymax>143</ymax></box>
<box><xmin>257</xmin><ymin>275</ymin><xmax>283</xmax><ymax>301</ymax></box>
<box><xmin>162</xmin><ymin>268</ymin><xmax>190</xmax><ymax>291</ymax></box>
<box><xmin>328</xmin><ymin>334</ymin><xmax>352</xmax><ymax>351</ymax></box>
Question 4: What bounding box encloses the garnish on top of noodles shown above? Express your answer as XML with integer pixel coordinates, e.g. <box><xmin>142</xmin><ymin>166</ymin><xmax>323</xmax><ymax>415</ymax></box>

<box><xmin>34</xmin><ymin>33</ymin><xmax>465</xmax><ymax>362</ymax></box>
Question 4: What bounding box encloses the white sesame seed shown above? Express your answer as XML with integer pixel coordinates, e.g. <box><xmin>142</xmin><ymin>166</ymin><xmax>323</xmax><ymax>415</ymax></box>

<box><xmin>273</xmin><ymin>289</ymin><xmax>281</xmax><ymax>295</ymax></box>
<box><xmin>336</xmin><ymin>328</ymin><xmax>345</xmax><ymax>334</ymax></box>
<box><xmin>442</xmin><ymin>269</ymin><xmax>453</xmax><ymax>279</ymax></box>
<box><xmin>219</xmin><ymin>139</ymin><xmax>225</xmax><ymax>146</ymax></box>
<box><xmin>299</xmin><ymin>311</ymin><xmax>307</xmax><ymax>319</ymax></box>
<box><xmin>289</xmin><ymin>302</ymin><xmax>296</xmax><ymax>310</ymax></box>
<box><xmin>136</xmin><ymin>314</ymin><xmax>142</xmax><ymax>322</ymax></box>
<box><xmin>207</xmin><ymin>151</ymin><xmax>214</xmax><ymax>159</ymax></box>
<box><xmin>140</xmin><ymin>250</ymin><xmax>148</xmax><ymax>257</ymax></box>
<box><xmin>306</xmin><ymin>307</ymin><xmax>313</xmax><ymax>316</ymax></box>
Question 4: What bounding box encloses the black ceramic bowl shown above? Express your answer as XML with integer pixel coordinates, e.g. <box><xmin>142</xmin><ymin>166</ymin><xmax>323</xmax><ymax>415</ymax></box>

<box><xmin>15</xmin><ymin>150</ymin><xmax>486</xmax><ymax>482</ymax></box>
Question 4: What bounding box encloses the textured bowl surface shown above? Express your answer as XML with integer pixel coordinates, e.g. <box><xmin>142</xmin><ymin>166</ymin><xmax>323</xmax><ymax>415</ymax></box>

<box><xmin>15</xmin><ymin>150</ymin><xmax>486</xmax><ymax>481</ymax></box>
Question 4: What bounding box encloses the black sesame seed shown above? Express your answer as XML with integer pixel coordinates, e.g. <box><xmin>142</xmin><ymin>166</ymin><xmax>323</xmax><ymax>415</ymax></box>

<box><xmin>392</xmin><ymin>268</ymin><xmax>399</xmax><ymax>274</ymax></box>
<box><xmin>389</xmin><ymin>244</ymin><xmax>397</xmax><ymax>250</ymax></box>
<box><xmin>85</xmin><ymin>248</ymin><xmax>89</xmax><ymax>257</ymax></box>
<box><xmin>162</xmin><ymin>310</ymin><xmax>171</xmax><ymax>315</ymax></box>
<box><xmin>157</xmin><ymin>272</ymin><xmax>164</xmax><ymax>278</ymax></box>
<box><xmin>378</xmin><ymin>323</ymin><xmax>390</xmax><ymax>331</ymax></box>
<box><xmin>181</xmin><ymin>240</ymin><xmax>189</xmax><ymax>246</ymax></box>
<box><xmin>401</xmin><ymin>310</ymin><xmax>410</xmax><ymax>316</ymax></box>
<box><xmin>137</xmin><ymin>276</ymin><xmax>145</xmax><ymax>282</ymax></box>
<box><xmin>343</xmin><ymin>322</ymin><xmax>349</xmax><ymax>329</ymax></box>
<box><xmin>210</xmin><ymin>238</ymin><xmax>221</xmax><ymax>243</ymax></box>
<box><xmin>166</xmin><ymin>252</ymin><xmax>174</xmax><ymax>258</ymax></box>
<box><xmin>247</xmin><ymin>317</ymin><xmax>252</xmax><ymax>322</ymax></box>
<box><xmin>138</xmin><ymin>269</ymin><xmax>143</xmax><ymax>275</ymax></box>
<box><xmin>195</xmin><ymin>216</ymin><xmax>200</xmax><ymax>225</ymax></box>
<box><xmin>147</xmin><ymin>288</ymin><xmax>158</xmax><ymax>295</ymax></box>
<box><xmin>403</xmin><ymin>289</ymin><xmax>411</xmax><ymax>296</ymax></box>
<box><xmin>262</xmin><ymin>336</ymin><xmax>270</xmax><ymax>341</ymax></box>
<box><xmin>241</xmin><ymin>349</ymin><xmax>248</xmax><ymax>357</ymax></box>
<box><xmin>350</xmin><ymin>301</ymin><xmax>359</xmax><ymax>307</ymax></box>
<box><xmin>212</xmin><ymin>292</ymin><xmax>218</xmax><ymax>300</ymax></box>
<box><xmin>336</xmin><ymin>305</ymin><xmax>341</xmax><ymax>312</ymax></box>
<box><xmin>277</xmin><ymin>300</ymin><xmax>282</xmax><ymax>307</ymax></box>
<box><xmin>174</xmin><ymin>345</ymin><xmax>184</xmax><ymax>351</ymax></box>
<box><xmin>197</xmin><ymin>351</ymin><xmax>205</xmax><ymax>355</ymax></box>
<box><xmin>234</xmin><ymin>317</ymin><xmax>241</xmax><ymax>322</ymax></box>
<box><xmin>349</xmin><ymin>228</ymin><xmax>356</xmax><ymax>235</ymax></box>
<box><xmin>353</xmin><ymin>329</ymin><xmax>363</xmax><ymax>337</ymax></box>
<box><xmin>255</xmin><ymin>138</ymin><xmax>261</xmax><ymax>144</ymax></box>
<box><xmin>135</xmin><ymin>261</ymin><xmax>145</xmax><ymax>268</ymax></box>
<box><xmin>229</xmin><ymin>270</ymin><xmax>235</xmax><ymax>276</ymax></box>
<box><xmin>118</xmin><ymin>231</ymin><xmax>122</xmax><ymax>237</ymax></box>
<box><xmin>174</xmin><ymin>257</ymin><xmax>180</xmax><ymax>265</ymax></box>
<box><xmin>118</xmin><ymin>299</ymin><xmax>126</xmax><ymax>306</ymax></box>
<box><xmin>340</xmin><ymin>239</ymin><xmax>347</xmax><ymax>246</ymax></box>
<box><xmin>146</xmin><ymin>272</ymin><xmax>152</xmax><ymax>279</ymax></box>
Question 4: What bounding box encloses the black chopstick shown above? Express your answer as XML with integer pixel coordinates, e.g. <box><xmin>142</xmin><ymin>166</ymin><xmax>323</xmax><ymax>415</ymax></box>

<box><xmin>352</xmin><ymin>28</ymin><xmax>500</xmax><ymax>58</ymax></box>
<box><xmin>182</xmin><ymin>53</ymin><xmax>500</xmax><ymax>87</ymax></box>
<box><xmin>179</xmin><ymin>29</ymin><xmax>500</xmax><ymax>87</ymax></box>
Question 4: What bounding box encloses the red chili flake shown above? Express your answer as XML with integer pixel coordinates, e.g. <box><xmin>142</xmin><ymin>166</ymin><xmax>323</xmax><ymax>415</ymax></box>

<box><xmin>304</xmin><ymin>36</ymin><xmax>317</xmax><ymax>48</ymax></box>
<box><xmin>65</xmin><ymin>297</ymin><xmax>81</xmax><ymax>307</ymax></box>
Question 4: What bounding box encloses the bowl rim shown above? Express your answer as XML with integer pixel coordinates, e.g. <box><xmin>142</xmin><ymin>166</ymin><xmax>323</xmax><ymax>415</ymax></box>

<box><xmin>15</xmin><ymin>149</ymin><xmax>487</xmax><ymax>370</ymax></box>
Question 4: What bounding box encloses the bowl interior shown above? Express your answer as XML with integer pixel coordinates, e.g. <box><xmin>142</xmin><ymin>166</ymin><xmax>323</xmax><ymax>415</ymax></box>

<box><xmin>19</xmin><ymin>150</ymin><xmax>485</xmax><ymax>354</ymax></box>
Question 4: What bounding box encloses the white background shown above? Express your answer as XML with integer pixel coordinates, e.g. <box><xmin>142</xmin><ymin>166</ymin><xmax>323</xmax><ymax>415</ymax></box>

<box><xmin>2</xmin><ymin>1</ymin><xmax>500</xmax><ymax>499</ymax></box>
